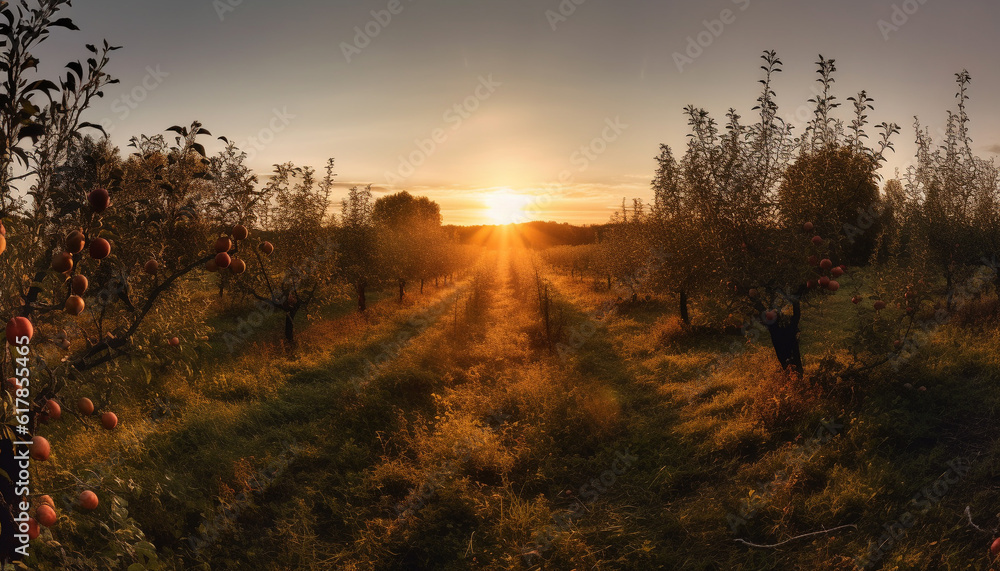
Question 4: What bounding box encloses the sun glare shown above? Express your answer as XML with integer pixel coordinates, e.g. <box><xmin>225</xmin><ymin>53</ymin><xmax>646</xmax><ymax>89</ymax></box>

<box><xmin>483</xmin><ymin>191</ymin><xmax>532</xmax><ymax>225</ymax></box>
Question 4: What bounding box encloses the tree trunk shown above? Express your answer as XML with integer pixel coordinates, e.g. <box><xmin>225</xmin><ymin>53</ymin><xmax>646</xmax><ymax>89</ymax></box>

<box><xmin>284</xmin><ymin>312</ymin><xmax>295</xmax><ymax>343</ymax></box>
<box><xmin>420</xmin><ymin>278</ymin><xmax>424</xmax><ymax>294</ymax></box>
<box><xmin>766</xmin><ymin>299</ymin><xmax>803</xmax><ymax>376</ymax></box>
<box><xmin>607</xmin><ymin>275</ymin><xmax>612</xmax><ymax>290</ymax></box>
<box><xmin>435</xmin><ymin>276</ymin><xmax>439</xmax><ymax>288</ymax></box>
<box><xmin>357</xmin><ymin>280</ymin><xmax>367</xmax><ymax>312</ymax></box>
<box><xmin>398</xmin><ymin>278</ymin><xmax>405</xmax><ymax>303</ymax></box>
<box><xmin>679</xmin><ymin>289</ymin><xmax>690</xmax><ymax>325</ymax></box>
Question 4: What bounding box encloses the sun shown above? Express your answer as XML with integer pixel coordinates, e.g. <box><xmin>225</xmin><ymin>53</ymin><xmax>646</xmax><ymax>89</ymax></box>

<box><xmin>483</xmin><ymin>191</ymin><xmax>532</xmax><ymax>225</ymax></box>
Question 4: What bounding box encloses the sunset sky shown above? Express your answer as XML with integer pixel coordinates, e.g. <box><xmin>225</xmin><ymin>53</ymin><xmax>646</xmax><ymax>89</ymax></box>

<box><xmin>40</xmin><ymin>0</ymin><xmax>1000</xmax><ymax>225</ymax></box>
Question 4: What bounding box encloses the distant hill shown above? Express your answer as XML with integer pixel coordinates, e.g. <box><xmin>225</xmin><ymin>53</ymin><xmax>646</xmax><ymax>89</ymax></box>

<box><xmin>445</xmin><ymin>221</ymin><xmax>601</xmax><ymax>249</ymax></box>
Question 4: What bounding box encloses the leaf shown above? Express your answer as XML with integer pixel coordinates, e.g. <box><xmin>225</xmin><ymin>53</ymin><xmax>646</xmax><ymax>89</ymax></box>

<box><xmin>17</xmin><ymin>123</ymin><xmax>45</xmax><ymax>143</ymax></box>
<box><xmin>127</xmin><ymin>564</ymin><xmax>144</xmax><ymax>571</ymax></box>
<box><xmin>191</xmin><ymin>143</ymin><xmax>207</xmax><ymax>157</ymax></box>
<box><xmin>78</xmin><ymin>122</ymin><xmax>107</xmax><ymax>137</ymax></box>
<box><xmin>49</xmin><ymin>18</ymin><xmax>79</xmax><ymax>30</ymax></box>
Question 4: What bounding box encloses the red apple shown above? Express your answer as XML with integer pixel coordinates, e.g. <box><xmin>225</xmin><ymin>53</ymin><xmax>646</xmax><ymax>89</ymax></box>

<box><xmin>827</xmin><ymin>280</ymin><xmax>840</xmax><ymax>292</ymax></box>
<box><xmin>101</xmin><ymin>412</ymin><xmax>118</xmax><ymax>430</ymax></box>
<box><xmin>88</xmin><ymin>188</ymin><xmax>110</xmax><ymax>213</ymax></box>
<box><xmin>229</xmin><ymin>258</ymin><xmax>246</xmax><ymax>275</ymax></box>
<box><xmin>51</xmin><ymin>252</ymin><xmax>73</xmax><ymax>273</ymax></box>
<box><xmin>78</xmin><ymin>397</ymin><xmax>94</xmax><ymax>416</ymax></box>
<box><xmin>43</xmin><ymin>400</ymin><xmax>61</xmax><ymax>421</ymax></box>
<box><xmin>232</xmin><ymin>225</ymin><xmax>249</xmax><ymax>241</ymax></box>
<box><xmin>831</xmin><ymin>267</ymin><xmax>844</xmax><ymax>278</ymax></box>
<box><xmin>36</xmin><ymin>504</ymin><xmax>56</xmax><ymax>527</ymax></box>
<box><xmin>820</xmin><ymin>259</ymin><xmax>833</xmax><ymax>270</ymax></box>
<box><xmin>803</xmin><ymin>222</ymin><xmax>814</xmax><ymax>232</ymax></box>
<box><xmin>748</xmin><ymin>288</ymin><xmax>758</xmax><ymax>298</ymax></box>
<box><xmin>808</xmin><ymin>255</ymin><xmax>819</xmax><ymax>266</ymax></box>
<box><xmin>144</xmin><ymin>260</ymin><xmax>159</xmax><ymax>275</ymax></box>
<box><xmin>260</xmin><ymin>241</ymin><xmax>274</xmax><ymax>255</ymax></box>
<box><xmin>807</xmin><ymin>280</ymin><xmax>816</xmax><ymax>289</ymax></box>
<box><xmin>30</xmin><ymin>436</ymin><xmax>50</xmax><ymax>461</ymax></box>
<box><xmin>819</xmin><ymin>276</ymin><xmax>831</xmax><ymax>288</ymax></box>
<box><xmin>78</xmin><ymin>490</ymin><xmax>99</xmax><ymax>511</ymax></box>
<box><xmin>851</xmin><ymin>296</ymin><xmax>861</xmax><ymax>304</ymax></box>
<box><xmin>66</xmin><ymin>230</ymin><xmax>86</xmax><ymax>254</ymax></box>
<box><xmin>874</xmin><ymin>301</ymin><xmax>887</xmax><ymax>311</ymax></box>
<box><xmin>215</xmin><ymin>252</ymin><xmax>232</xmax><ymax>269</ymax></box>
<box><xmin>169</xmin><ymin>337</ymin><xmax>180</xmax><ymax>347</ymax></box>
<box><xmin>65</xmin><ymin>295</ymin><xmax>85</xmax><ymax>316</ymax></box>
<box><xmin>72</xmin><ymin>275</ymin><xmax>89</xmax><ymax>295</ymax></box>
<box><xmin>893</xmin><ymin>339</ymin><xmax>902</xmax><ymax>350</ymax></box>
<box><xmin>206</xmin><ymin>259</ymin><xmax>219</xmax><ymax>272</ymax></box>
<box><xmin>89</xmin><ymin>237</ymin><xmax>111</xmax><ymax>259</ymax></box>
<box><xmin>27</xmin><ymin>517</ymin><xmax>39</xmax><ymax>540</ymax></box>
<box><xmin>0</xmin><ymin>234</ymin><xmax>5</xmax><ymax>256</ymax></box>
<box><xmin>215</xmin><ymin>237</ymin><xmax>232</xmax><ymax>253</ymax></box>
<box><xmin>990</xmin><ymin>537</ymin><xmax>1000</xmax><ymax>557</ymax></box>
<box><xmin>6</xmin><ymin>316</ymin><xmax>33</xmax><ymax>346</ymax></box>
<box><xmin>764</xmin><ymin>310</ymin><xmax>778</xmax><ymax>324</ymax></box>
<box><xmin>811</xmin><ymin>236</ymin><xmax>823</xmax><ymax>245</ymax></box>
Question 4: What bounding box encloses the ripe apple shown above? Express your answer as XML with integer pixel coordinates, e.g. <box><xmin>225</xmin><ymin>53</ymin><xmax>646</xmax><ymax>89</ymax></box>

<box><xmin>88</xmin><ymin>188</ymin><xmax>110</xmax><ymax>213</ymax></box>
<box><xmin>78</xmin><ymin>490</ymin><xmax>99</xmax><ymax>511</ymax></box>
<box><xmin>232</xmin><ymin>224</ymin><xmax>249</xmax><ymax>241</ymax></box>
<box><xmin>65</xmin><ymin>295</ymin><xmax>85</xmax><ymax>316</ymax></box>
<box><xmin>851</xmin><ymin>296</ymin><xmax>861</xmax><ymax>304</ymax></box>
<box><xmin>811</xmin><ymin>236</ymin><xmax>823</xmax><ymax>245</ymax></box>
<box><xmin>71</xmin><ymin>274</ymin><xmax>89</xmax><ymax>295</ymax></box>
<box><xmin>36</xmin><ymin>504</ymin><xmax>56</xmax><ymax>527</ymax></box>
<box><xmin>78</xmin><ymin>397</ymin><xmax>94</xmax><ymax>416</ymax></box>
<box><xmin>89</xmin><ymin>237</ymin><xmax>111</xmax><ymax>259</ymax></box>
<box><xmin>820</xmin><ymin>259</ymin><xmax>833</xmax><ymax>270</ymax></box>
<box><xmin>803</xmin><ymin>222</ymin><xmax>814</xmax><ymax>232</ymax></box>
<box><xmin>893</xmin><ymin>339</ymin><xmax>902</xmax><ymax>350</ymax></box>
<box><xmin>807</xmin><ymin>255</ymin><xmax>819</xmax><ymax>266</ymax></box>
<box><xmin>27</xmin><ymin>517</ymin><xmax>39</xmax><ymax>540</ymax></box>
<box><xmin>215</xmin><ymin>252</ymin><xmax>232</xmax><ymax>269</ymax></box>
<box><xmin>169</xmin><ymin>337</ymin><xmax>180</xmax><ymax>347</ymax></box>
<box><xmin>819</xmin><ymin>276</ymin><xmax>831</xmax><ymax>288</ymax></box>
<box><xmin>230</xmin><ymin>258</ymin><xmax>246</xmax><ymax>275</ymax></box>
<box><xmin>52</xmin><ymin>252</ymin><xmax>73</xmax><ymax>273</ymax></box>
<box><xmin>43</xmin><ymin>400</ymin><xmax>61</xmax><ymax>420</ymax></box>
<box><xmin>38</xmin><ymin>495</ymin><xmax>55</xmax><ymax>510</ymax></box>
<box><xmin>206</xmin><ymin>259</ymin><xmax>219</xmax><ymax>272</ymax></box>
<box><xmin>873</xmin><ymin>300</ymin><xmax>887</xmax><ymax>311</ymax></box>
<box><xmin>30</xmin><ymin>436</ymin><xmax>50</xmax><ymax>461</ymax></box>
<box><xmin>144</xmin><ymin>260</ymin><xmax>159</xmax><ymax>275</ymax></box>
<box><xmin>839</xmin><ymin>264</ymin><xmax>847</xmax><ymax>272</ymax></box>
<box><xmin>260</xmin><ymin>241</ymin><xmax>274</xmax><ymax>255</ymax></box>
<box><xmin>831</xmin><ymin>267</ymin><xmax>844</xmax><ymax>278</ymax></box>
<box><xmin>764</xmin><ymin>310</ymin><xmax>778</xmax><ymax>324</ymax></box>
<box><xmin>215</xmin><ymin>237</ymin><xmax>233</xmax><ymax>253</ymax></box>
<box><xmin>827</xmin><ymin>280</ymin><xmax>840</xmax><ymax>292</ymax></box>
<box><xmin>6</xmin><ymin>316</ymin><xmax>33</xmax><ymax>346</ymax></box>
<box><xmin>101</xmin><ymin>412</ymin><xmax>118</xmax><ymax>430</ymax></box>
<box><xmin>807</xmin><ymin>280</ymin><xmax>816</xmax><ymax>289</ymax></box>
<box><xmin>748</xmin><ymin>288</ymin><xmax>758</xmax><ymax>298</ymax></box>
<box><xmin>66</xmin><ymin>230</ymin><xmax>87</xmax><ymax>254</ymax></box>
<box><xmin>0</xmin><ymin>234</ymin><xmax>5</xmax><ymax>256</ymax></box>
<box><xmin>991</xmin><ymin>537</ymin><xmax>1000</xmax><ymax>557</ymax></box>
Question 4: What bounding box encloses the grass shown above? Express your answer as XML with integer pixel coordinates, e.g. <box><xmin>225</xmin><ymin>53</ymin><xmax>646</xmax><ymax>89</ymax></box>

<box><xmin>21</xmin><ymin>255</ymin><xmax>1000</xmax><ymax>570</ymax></box>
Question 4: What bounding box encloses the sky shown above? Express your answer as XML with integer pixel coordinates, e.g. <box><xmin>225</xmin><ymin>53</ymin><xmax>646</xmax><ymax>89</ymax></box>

<box><xmin>33</xmin><ymin>0</ymin><xmax>1000</xmax><ymax>225</ymax></box>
